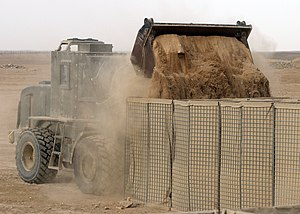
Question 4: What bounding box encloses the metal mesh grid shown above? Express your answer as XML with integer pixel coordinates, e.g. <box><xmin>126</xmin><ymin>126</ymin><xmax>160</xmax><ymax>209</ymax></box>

<box><xmin>220</xmin><ymin>106</ymin><xmax>242</xmax><ymax>210</ymax></box>
<box><xmin>172</xmin><ymin>103</ymin><xmax>219</xmax><ymax>211</ymax></box>
<box><xmin>125</xmin><ymin>101</ymin><xmax>149</xmax><ymax>201</ymax></box>
<box><xmin>148</xmin><ymin>103</ymin><xmax>172</xmax><ymax>204</ymax></box>
<box><xmin>125</xmin><ymin>99</ymin><xmax>300</xmax><ymax>212</ymax></box>
<box><xmin>172</xmin><ymin>103</ymin><xmax>191</xmax><ymax>211</ymax></box>
<box><xmin>188</xmin><ymin>105</ymin><xmax>219</xmax><ymax>211</ymax></box>
<box><xmin>241</xmin><ymin>106</ymin><xmax>273</xmax><ymax>208</ymax></box>
<box><xmin>275</xmin><ymin>108</ymin><xmax>300</xmax><ymax>206</ymax></box>
<box><xmin>125</xmin><ymin>99</ymin><xmax>172</xmax><ymax>204</ymax></box>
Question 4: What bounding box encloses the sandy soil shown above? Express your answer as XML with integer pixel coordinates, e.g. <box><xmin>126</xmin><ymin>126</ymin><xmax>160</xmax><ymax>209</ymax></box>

<box><xmin>149</xmin><ymin>35</ymin><xmax>270</xmax><ymax>99</ymax></box>
<box><xmin>0</xmin><ymin>52</ymin><xmax>299</xmax><ymax>213</ymax></box>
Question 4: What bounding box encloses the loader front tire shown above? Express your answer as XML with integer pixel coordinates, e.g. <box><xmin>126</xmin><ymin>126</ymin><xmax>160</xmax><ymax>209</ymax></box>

<box><xmin>73</xmin><ymin>136</ymin><xmax>121</xmax><ymax>195</ymax></box>
<box><xmin>16</xmin><ymin>128</ymin><xmax>58</xmax><ymax>183</ymax></box>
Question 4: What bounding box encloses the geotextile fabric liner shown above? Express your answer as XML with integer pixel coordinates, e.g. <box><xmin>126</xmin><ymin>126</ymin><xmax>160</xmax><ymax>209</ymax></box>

<box><xmin>125</xmin><ymin>98</ymin><xmax>300</xmax><ymax>212</ymax></box>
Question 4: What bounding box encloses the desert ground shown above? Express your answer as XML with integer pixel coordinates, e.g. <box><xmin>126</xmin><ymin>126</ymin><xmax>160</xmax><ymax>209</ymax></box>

<box><xmin>0</xmin><ymin>51</ymin><xmax>299</xmax><ymax>213</ymax></box>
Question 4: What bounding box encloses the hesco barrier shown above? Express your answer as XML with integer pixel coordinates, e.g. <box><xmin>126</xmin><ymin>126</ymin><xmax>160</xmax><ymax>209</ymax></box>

<box><xmin>125</xmin><ymin>98</ymin><xmax>300</xmax><ymax>212</ymax></box>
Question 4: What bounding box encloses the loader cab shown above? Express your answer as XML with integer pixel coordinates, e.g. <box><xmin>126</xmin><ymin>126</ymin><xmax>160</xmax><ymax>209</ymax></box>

<box><xmin>56</xmin><ymin>38</ymin><xmax>113</xmax><ymax>53</ymax></box>
<box><xmin>50</xmin><ymin>38</ymin><xmax>115</xmax><ymax>120</ymax></box>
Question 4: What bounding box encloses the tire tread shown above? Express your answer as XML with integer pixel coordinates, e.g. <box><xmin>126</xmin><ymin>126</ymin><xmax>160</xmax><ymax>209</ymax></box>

<box><xmin>16</xmin><ymin>128</ymin><xmax>58</xmax><ymax>184</ymax></box>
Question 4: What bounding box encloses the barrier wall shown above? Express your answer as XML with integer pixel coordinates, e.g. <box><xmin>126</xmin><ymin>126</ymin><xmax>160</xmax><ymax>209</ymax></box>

<box><xmin>125</xmin><ymin>98</ymin><xmax>300</xmax><ymax>212</ymax></box>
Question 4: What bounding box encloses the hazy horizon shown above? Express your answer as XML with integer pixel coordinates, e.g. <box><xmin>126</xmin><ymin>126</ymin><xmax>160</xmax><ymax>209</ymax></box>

<box><xmin>1</xmin><ymin>0</ymin><xmax>299</xmax><ymax>52</ymax></box>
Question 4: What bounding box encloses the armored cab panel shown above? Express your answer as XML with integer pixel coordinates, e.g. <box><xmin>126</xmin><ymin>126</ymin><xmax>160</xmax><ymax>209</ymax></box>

<box><xmin>50</xmin><ymin>52</ymin><xmax>106</xmax><ymax>119</ymax></box>
<box><xmin>18</xmin><ymin>83</ymin><xmax>51</xmax><ymax>128</ymax></box>
<box><xmin>51</xmin><ymin>51</ymin><xmax>79</xmax><ymax>119</ymax></box>
<box><xmin>50</xmin><ymin>38</ymin><xmax>125</xmax><ymax>120</ymax></box>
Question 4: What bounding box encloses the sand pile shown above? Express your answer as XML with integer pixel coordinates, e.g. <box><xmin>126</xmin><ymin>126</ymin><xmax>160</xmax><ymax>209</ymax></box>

<box><xmin>149</xmin><ymin>35</ymin><xmax>270</xmax><ymax>99</ymax></box>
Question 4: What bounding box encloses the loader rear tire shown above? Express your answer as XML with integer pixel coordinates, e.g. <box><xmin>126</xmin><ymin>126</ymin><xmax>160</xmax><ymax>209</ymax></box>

<box><xmin>73</xmin><ymin>136</ymin><xmax>122</xmax><ymax>195</ymax></box>
<box><xmin>16</xmin><ymin>128</ymin><xmax>58</xmax><ymax>183</ymax></box>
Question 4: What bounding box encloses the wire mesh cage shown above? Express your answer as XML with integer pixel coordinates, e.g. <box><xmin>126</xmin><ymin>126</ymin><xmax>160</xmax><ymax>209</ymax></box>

<box><xmin>125</xmin><ymin>98</ymin><xmax>300</xmax><ymax>212</ymax></box>
<box><xmin>125</xmin><ymin>98</ymin><xmax>172</xmax><ymax>205</ymax></box>
<box><xmin>275</xmin><ymin>105</ymin><xmax>300</xmax><ymax>206</ymax></box>
<box><xmin>220</xmin><ymin>105</ymin><xmax>242</xmax><ymax>210</ymax></box>
<box><xmin>172</xmin><ymin>101</ymin><xmax>220</xmax><ymax>211</ymax></box>
<box><xmin>240</xmin><ymin>105</ymin><xmax>273</xmax><ymax>208</ymax></box>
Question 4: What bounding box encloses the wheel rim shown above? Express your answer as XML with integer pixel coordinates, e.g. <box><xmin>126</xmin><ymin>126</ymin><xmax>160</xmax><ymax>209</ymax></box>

<box><xmin>22</xmin><ymin>141</ymin><xmax>36</xmax><ymax>171</ymax></box>
<box><xmin>81</xmin><ymin>154</ymin><xmax>96</xmax><ymax>182</ymax></box>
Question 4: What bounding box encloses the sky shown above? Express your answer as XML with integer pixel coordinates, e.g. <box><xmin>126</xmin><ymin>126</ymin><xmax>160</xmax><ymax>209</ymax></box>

<box><xmin>0</xmin><ymin>0</ymin><xmax>299</xmax><ymax>52</ymax></box>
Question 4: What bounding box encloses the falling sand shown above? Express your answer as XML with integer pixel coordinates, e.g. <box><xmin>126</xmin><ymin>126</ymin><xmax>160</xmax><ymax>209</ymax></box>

<box><xmin>149</xmin><ymin>35</ymin><xmax>270</xmax><ymax>99</ymax></box>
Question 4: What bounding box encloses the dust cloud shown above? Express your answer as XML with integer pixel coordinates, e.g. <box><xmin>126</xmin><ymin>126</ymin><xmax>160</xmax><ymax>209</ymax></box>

<box><xmin>80</xmin><ymin>54</ymin><xmax>150</xmax><ymax>195</ymax></box>
<box><xmin>250</xmin><ymin>26</ymin><xmax>282</xmax><ymax>97</ymax></box>
<box><xmin>249</xmin><ymin>25</ymin><xmax>277</xmax><ymax>52</ymax></box>
<box><xmin>95</xmin><ymin>54</ymin><xmax>150</xmax><ymax>139</ymax></box>
<box><xmin>252</xmin><ymin>53</ymin><xmax>282</xmax><ymax>97</ymax></box>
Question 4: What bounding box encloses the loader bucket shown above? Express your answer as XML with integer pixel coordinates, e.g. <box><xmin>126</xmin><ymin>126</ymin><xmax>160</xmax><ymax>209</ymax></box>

<box><xmin>130</xmin><ymin>18</ymin><xmax>252</xmax><ymax>78</ymax></box>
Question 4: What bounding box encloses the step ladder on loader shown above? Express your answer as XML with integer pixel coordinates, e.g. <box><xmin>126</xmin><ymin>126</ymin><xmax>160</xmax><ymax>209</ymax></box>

<box><xmin>48</xmin><ymin>123</ymin><xmax>65</xmax><ymax>170</ymax></box>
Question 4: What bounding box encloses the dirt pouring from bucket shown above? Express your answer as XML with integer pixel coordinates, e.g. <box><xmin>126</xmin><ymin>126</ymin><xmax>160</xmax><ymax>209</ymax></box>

<box><xmin>149</xmin><ymin>35</ymin><xmax>270</xmax><ymax>99</ymax></box>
